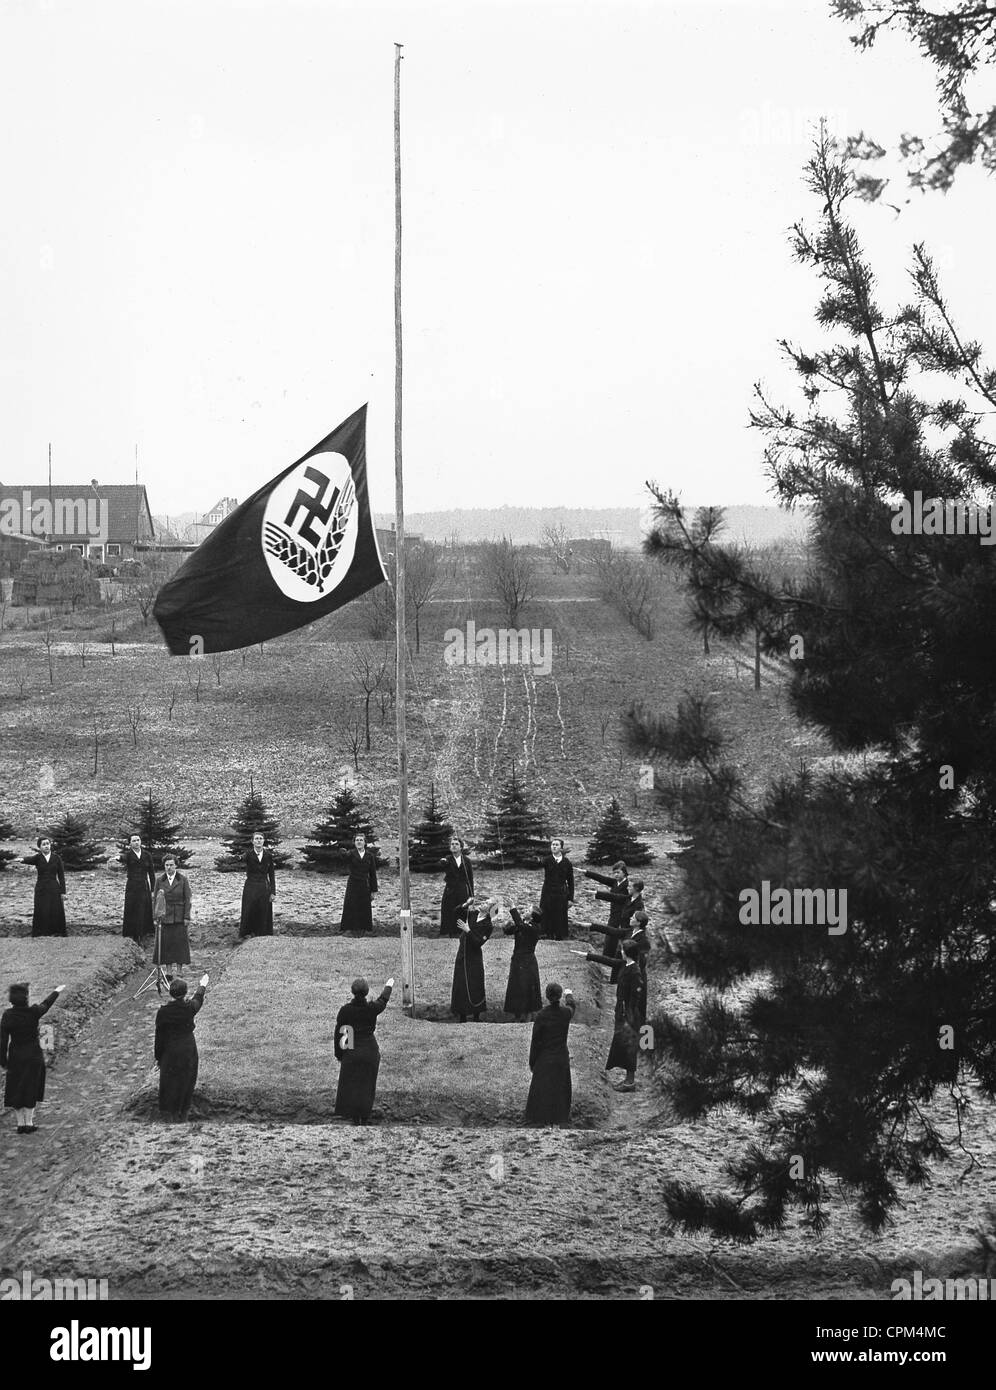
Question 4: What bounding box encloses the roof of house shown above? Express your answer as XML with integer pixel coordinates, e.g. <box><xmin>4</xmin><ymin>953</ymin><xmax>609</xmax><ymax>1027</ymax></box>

<box><xmin>0</xmin><ymin>483</ymin><xmax>154</xmax><ymax>542</ymax></box>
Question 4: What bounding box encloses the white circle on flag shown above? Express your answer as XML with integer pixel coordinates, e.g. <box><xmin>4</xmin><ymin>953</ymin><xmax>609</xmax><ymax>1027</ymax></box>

<box><xmin>261</xmin><ymin>451</ymin><xmax>360</xmax><ymax>603</ymax></box>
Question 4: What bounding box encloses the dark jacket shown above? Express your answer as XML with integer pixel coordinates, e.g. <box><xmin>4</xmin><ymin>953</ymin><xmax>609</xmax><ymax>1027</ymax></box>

<box><xmin>440</xmin><ymin>853</ymin><xmax>474</xmax><ymax>936</ymax></box>
<box><xmin>503</xmin><ymin>908</ymin><xmax>543</xmax><ymax>1015</ymax></box>
<box><xmin>23</xmin><ymin>853</ymin><xmax>67</xmax><ymax>937</ymax></box>
<box><xmin>586</xmin><ymin>952</ymin><xmax>645</xmax><ymax>1070</ymax></box>
<box><xmin>334</xmin><ymin>986</ymin><xmax>393</xmax><ymax>1119</ymax></box>
<box><xmin>244</xmin><ymin>849</ymin><xmax>277</xmax><ymax>896</ymax></box>
<box><xmin>341</xmin><ymin>848</ymin><xmax>378</xmax><ymax>932</ymax></box>
<box><xmin>1</xmin><ymin>991</ymin><xmax>59</xmax><ymax>1109</ymax></box>
<box><xmin>540</xmin><ymin>855</ymin><xmax>575</xmax><ymax>903</ymax></box>
<box><xmin>123</xmin><ymin>848</ymin><xmax>156</xmax><ymax>940</ymax></box>
<box><xmin>525</xmin><ymin>996</ymin><xmax>576</xmax><ymax>1125</ymax></box>
<box><xmin>451</xmin><ymin>909</ymin><xmax>493</xmax><ymax>1016</ymax></box>
<box><xmin>154</xmin><ymin>987</ymin><xmax>206</xmax><ymax>1061</ymax></box>
<box><xmin>240</xmin><ymin>848</ymin><xmax>277</xmax><ymax>937</ymax></box>
<box><xmin>154</xmin><ymin>871</ymin><xmax>191</xmax><ymax>925</ymax></box>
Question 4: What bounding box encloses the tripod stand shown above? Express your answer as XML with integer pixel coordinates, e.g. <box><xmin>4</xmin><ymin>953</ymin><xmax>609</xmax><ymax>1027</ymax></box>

<box><xmin>134</xmin><ymin>919</ymin><xmax>171</xmax><ymax>999</ymax></box>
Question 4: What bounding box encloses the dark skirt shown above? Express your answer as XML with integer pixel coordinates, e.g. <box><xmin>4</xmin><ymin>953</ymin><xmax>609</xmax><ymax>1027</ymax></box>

<box><xmin>525</xmin><ymin>1048</ymin><xmax>572</xmax><ymax>1125</ymax></box>
<box><xmin>606</xmin><ymin>1020</ymin><xmax>640</xmax><ymax>1072</ymax></box>
<box><xmin>504</xmin><ymin>952</ymin><xmax>542</xmax><ymax>1016</ymax></box>
<box><xmin>32</xmin><ymin>881</ymin><xmax>66</xmax><ymax>937</ymax></box>
<box><xmin>451</xmin><ymin>944</ymin><xmax>486</xmax><ymax>1017</ymax></box>
<box><xmin>3</xmin><ymin>1041</ymin><xmax>46</xmax><ymax>1109</ymax></box>
<box><xmin>154</xmin><ymin>922</ymin><xmax>191</xmax><ymax>965</ymax></box>
<box><xmin>341</xmin><ymin>879</ymin><xmax>372</xmax><ymax>933</ymax></box>
<box><xmin>240</xmin><ymin>879</ymin><xmax>273</xmax><ymax>937</ymax></box>
<box><xmin>158</xmin><ymin>1036</ymin><xmax>199</xmax><ymax>1116</ymax></box>
<box><xmin>439</xmin><ymin>887</ymin><xmax>467</xmax><ymax>938</ymax></box>
<box><xmin>541</xmin><ymin>893</ymin><xmax>569</xmax><ymax>940</ymax></box>
<box><xmin>123</xmin><ymin>883</ymin><xmax>153</xmax><ymax>941</ymax></box>
<box><xmin>335</xmin><ymin>1035</ymin><xmax>381</xmax><ymax>1119</ymax></box>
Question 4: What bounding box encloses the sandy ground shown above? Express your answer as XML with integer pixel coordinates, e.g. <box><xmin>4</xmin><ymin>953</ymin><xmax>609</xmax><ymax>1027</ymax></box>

<box><xmin>1</xmin><ymin>933</ymin><xmax>995</xmax><ymax>1300</ymax></box>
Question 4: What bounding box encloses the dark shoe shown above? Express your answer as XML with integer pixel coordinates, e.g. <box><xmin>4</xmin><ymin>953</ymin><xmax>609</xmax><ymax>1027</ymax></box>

<box><xmin>16</xmin><ymin>1126</ymin><xmax>26</xmax><ymax>1134</ymax></box>
<box><xmin>24</xmin><ymin>1125</ymin><xmax>38</xmax><ymax>1132</ymax></box>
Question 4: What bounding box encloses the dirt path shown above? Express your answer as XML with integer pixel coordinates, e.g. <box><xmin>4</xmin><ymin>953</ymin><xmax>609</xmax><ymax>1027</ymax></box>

<box><xmin>0</xmin><ymin>945</ymin><xmax>234</xmax><ymax>1265</ymax></box>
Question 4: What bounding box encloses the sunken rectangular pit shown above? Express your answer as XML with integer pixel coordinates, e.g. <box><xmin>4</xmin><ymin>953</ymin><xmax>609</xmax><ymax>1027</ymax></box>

<box><xmin>126</xmin><ymin>937</ymin><xmax>610</xmax><ymax>1127</ymax></box>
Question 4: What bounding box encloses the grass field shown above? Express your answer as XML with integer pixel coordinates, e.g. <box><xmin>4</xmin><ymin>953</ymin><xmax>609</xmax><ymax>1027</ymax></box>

<box><xmin>0</xmin><ymin>565</ymin><xmax>825</xmax><ymax>848</ymax></box>
<box><xmin>125</xmin><ymin>937</ymin><xmax>611</xmax><ymax>1126</ymax></box>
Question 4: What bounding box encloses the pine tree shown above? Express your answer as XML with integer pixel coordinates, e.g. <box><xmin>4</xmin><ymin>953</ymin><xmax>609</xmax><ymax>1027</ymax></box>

<box><xmin>0</xmin><ymin>812</ymin><xmax>17</xmax><ymax>872</ymax></box>
<box><xmin>215</xmin><ymin>777</ymin><xmax>291</xmax><ymax>871</ymax></box>
<box><xmin>627</xmin><ymin>134</ymin><xmax>996</xmax><ymax>1239</ymax></box>
<box><xmin>586</xmin><ymin>798</ymin><xmax>653</xmax><ymax>867</ymax></box>
<box><xmin>45</xmin><ymin>811</ymin><xmax>108</xmax><ymax>871</ymax></box>
<box><xmin>477</xmin><ymin>765</ymin><xmax>550</xmax><ymax>868</ymax></box>
<box><xmin>409</xmin><ymin>782</ymin><xmax>454</xmax><ymax>872</ymax></box>
<box><xmin>300</xmin><ymin>786</ymin><xmax>387</xmax><ymax>873</ymax></box>
<box><xmin>121</xmin><ymin>790</ymin><xmax>192</xmax><ymax>868</ymax></box>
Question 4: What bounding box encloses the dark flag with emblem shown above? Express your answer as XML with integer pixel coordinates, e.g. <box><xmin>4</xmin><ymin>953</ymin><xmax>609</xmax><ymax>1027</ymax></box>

<box><xmin>153</xmin><ymin>405</ymin><xmax>388</xmax><ymax>654</ymax></box>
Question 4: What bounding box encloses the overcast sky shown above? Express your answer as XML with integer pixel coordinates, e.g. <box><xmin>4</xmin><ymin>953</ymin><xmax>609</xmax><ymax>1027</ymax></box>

<box><xmin>2</xmin><ymin>0</ymin><xmax>994</xmax><ymax>520</ymax></box>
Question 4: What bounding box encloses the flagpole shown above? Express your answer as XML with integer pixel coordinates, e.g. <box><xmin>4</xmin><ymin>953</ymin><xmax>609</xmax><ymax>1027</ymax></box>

<box><xmin>395</xmin><ymin>41</ymin><xmax>415</xmax><ymax>1016</ymax></box>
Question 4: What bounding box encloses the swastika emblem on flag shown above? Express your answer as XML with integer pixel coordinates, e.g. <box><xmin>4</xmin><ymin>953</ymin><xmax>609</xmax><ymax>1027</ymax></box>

<box><xmin>261</xmin><ymin>452</ymin><xmax>359</xmax><ymax>602</ymax></box>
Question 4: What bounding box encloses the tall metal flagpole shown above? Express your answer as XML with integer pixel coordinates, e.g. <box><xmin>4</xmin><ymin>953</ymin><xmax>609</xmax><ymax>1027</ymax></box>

<box><xmin>395</xmin><ymin>42</ymin><xmax>415</xmax><ymax>1015</ymax></box>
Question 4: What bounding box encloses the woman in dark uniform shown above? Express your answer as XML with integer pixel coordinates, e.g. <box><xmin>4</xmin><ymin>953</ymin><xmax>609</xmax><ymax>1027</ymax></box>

<box><xmin>340</xmin><ymin>833</ymin><xmax>378</xmax><ymax>934</ymax></box>
<box><xmin>539</xmin><ymin>838</ymin><xmax>574</xmax><ymax>940</ymax></box>
<box><xmin>122</xmin><ymin>833</ymin><xmax>155</xmax><ymax>942</ymax></box>
<box><xmin>503</xmin><ymin>904</ymin><xmax>543</xmax><ymax>1021</ymax></box>
<box><xmin>525</xmin><ymin>982</ymin><xmax>576</xmax><ymax>1125</ymax></box>
<box><xmin>22</xmin><ymin>837</ymin><xmax>66</xmax><ymax>937</ymax></box>
<box><xmin>439</xmin><ymin>836</ymin><xmax>474</xmax><ymax>938</ymax></box>
<box><xmin>583</xmin><ymin>860</ymin><xmax>629</xmax><ymax>975</ymax></box>
<box><xmin>1</xmin><ymin>981</ymin><xmax>65</xmax><ymax>1132</ymax></box>
<box><xmin>577</xmin><ymin>939</ymin><xmax>646</xmax><ymax>1091</ymax></box>
<box><xmin>154</xmin><ymin>974</ymin><xmax>209</xmax><ymax>1121</ymax></box>
<box><xmin>333</xmin><ymin>975</ymin><xmax>394</xmax><ymax>1124</ymax></box>
<box><xmin>239</xmin><ymin>832</ymin><xmax>276</xmax><ymax>938</ymax></box>
<box><xmin>451</xmin><ymin>898</ymin><xmax>494</xmax><ymax>1022</ymax></box>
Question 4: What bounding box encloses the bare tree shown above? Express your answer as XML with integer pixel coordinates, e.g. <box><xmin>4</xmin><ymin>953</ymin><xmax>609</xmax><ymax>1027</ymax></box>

<box><xmin>41</xmin><ymin>623</ymin><xmax>55</xmax><ymax>685</ymax></box>
<box><xmin>186</xmin><ymin>666</ymin><xmax>203</xmax><ymax>703</ymax></box>
<box><xmin>0</xmin><ymin>592</ymin><xmax>7</xmax><ymax>633</ymax></box>
<box><xmin>126</xmin><ymin>703</ymin><xmax>142</xmax><ymax>747</ymax></box>
<box><xmin>89</xmin><ymin>714</ymin><xmax>106</xmax><ymax>776</ymax></box>
<box><xmin>136</xmin><ymin>584</ymin><xmax>157</xmax><ymax>627</ymax></box>
<box><xmin>599</xmin><ymin>712</ymin><xmax>612</xmax><ymax>745</ymax></box>
<box><xmin>344</xmin><ymin>708</ymin><xmax>363</xmax><ymax>773</ymax></box>
<box><xmin>360</xmin><ymin>570</ymin><xmax>396</xmax><ymax>640</ymax></box>
<box><xmin>211</xmin><ymin>652</ymin><xmax>224</xmax><ymax>686</ymax></box>
<box><xmin>594</xmin><ymin>547</ymin><xmax>657</xmax><ymax>640</ymax></box>
<box><xmin>167</xmin><ymin>686</ymin><xmax>179</xmax><ymax>722</ymax></box>
<box><xmin>351</xmin><ymin>645</ymin><xmax>390</xmax><ymax>751</ymax></box>
<box><xmin>74</xmin><ymin>630</ymin><xmax>90</xmax><ymax>667</ymax></box>
<box><xmin>480</xmin><ymin>536</ymin><xmax>536</xmax><ymax>626</ymax></box>
<box><xmin>377</xmin><ymin>673</ymin><xmax>395</xmax><ymax>724</ymax></box>
<box><xmin>109</xmin><ymin>616</ymin><xmax>117</xmax><ymax>657</ymax></box>
<box><xmin>405</xmin><ymin>541</ymin><xmax>441</xmax><ymax>654</ymax></box>
<box><xmin>542</xmin><ymin>523</ymin><xmax>573</xmax><ymax>575</ymax></box>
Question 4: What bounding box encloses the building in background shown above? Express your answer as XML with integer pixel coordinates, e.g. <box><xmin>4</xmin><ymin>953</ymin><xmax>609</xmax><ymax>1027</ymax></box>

<box><xmin>0</xmin><ymin>482</ymin><xmax>154</xmax><ymax>562</ymax></box>
<box><xmin>187</xmin><ymin>496</ymin><xmax>238</xmax><ymax>544</ymax></box>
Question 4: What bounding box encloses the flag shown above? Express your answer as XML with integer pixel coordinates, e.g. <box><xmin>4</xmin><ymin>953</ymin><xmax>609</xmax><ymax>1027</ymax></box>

<box><xmin>153</xmin><ymin>405</ymin><xmax>388</xmax><ymax>654</ymax></box>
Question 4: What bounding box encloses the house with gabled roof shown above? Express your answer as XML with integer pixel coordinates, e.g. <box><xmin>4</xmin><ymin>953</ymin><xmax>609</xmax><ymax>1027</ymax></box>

<box><xmin>0</xmin><ymin>482</ymin><xmax>155</xmax><ymax>561</ymax></box>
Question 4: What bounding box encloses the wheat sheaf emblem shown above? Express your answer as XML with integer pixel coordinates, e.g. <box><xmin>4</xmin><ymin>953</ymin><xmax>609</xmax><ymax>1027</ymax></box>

<box><xmin>263</xmin><ymin>475</ymin><xmax>356</xmax><ymax>593</ymax></box>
